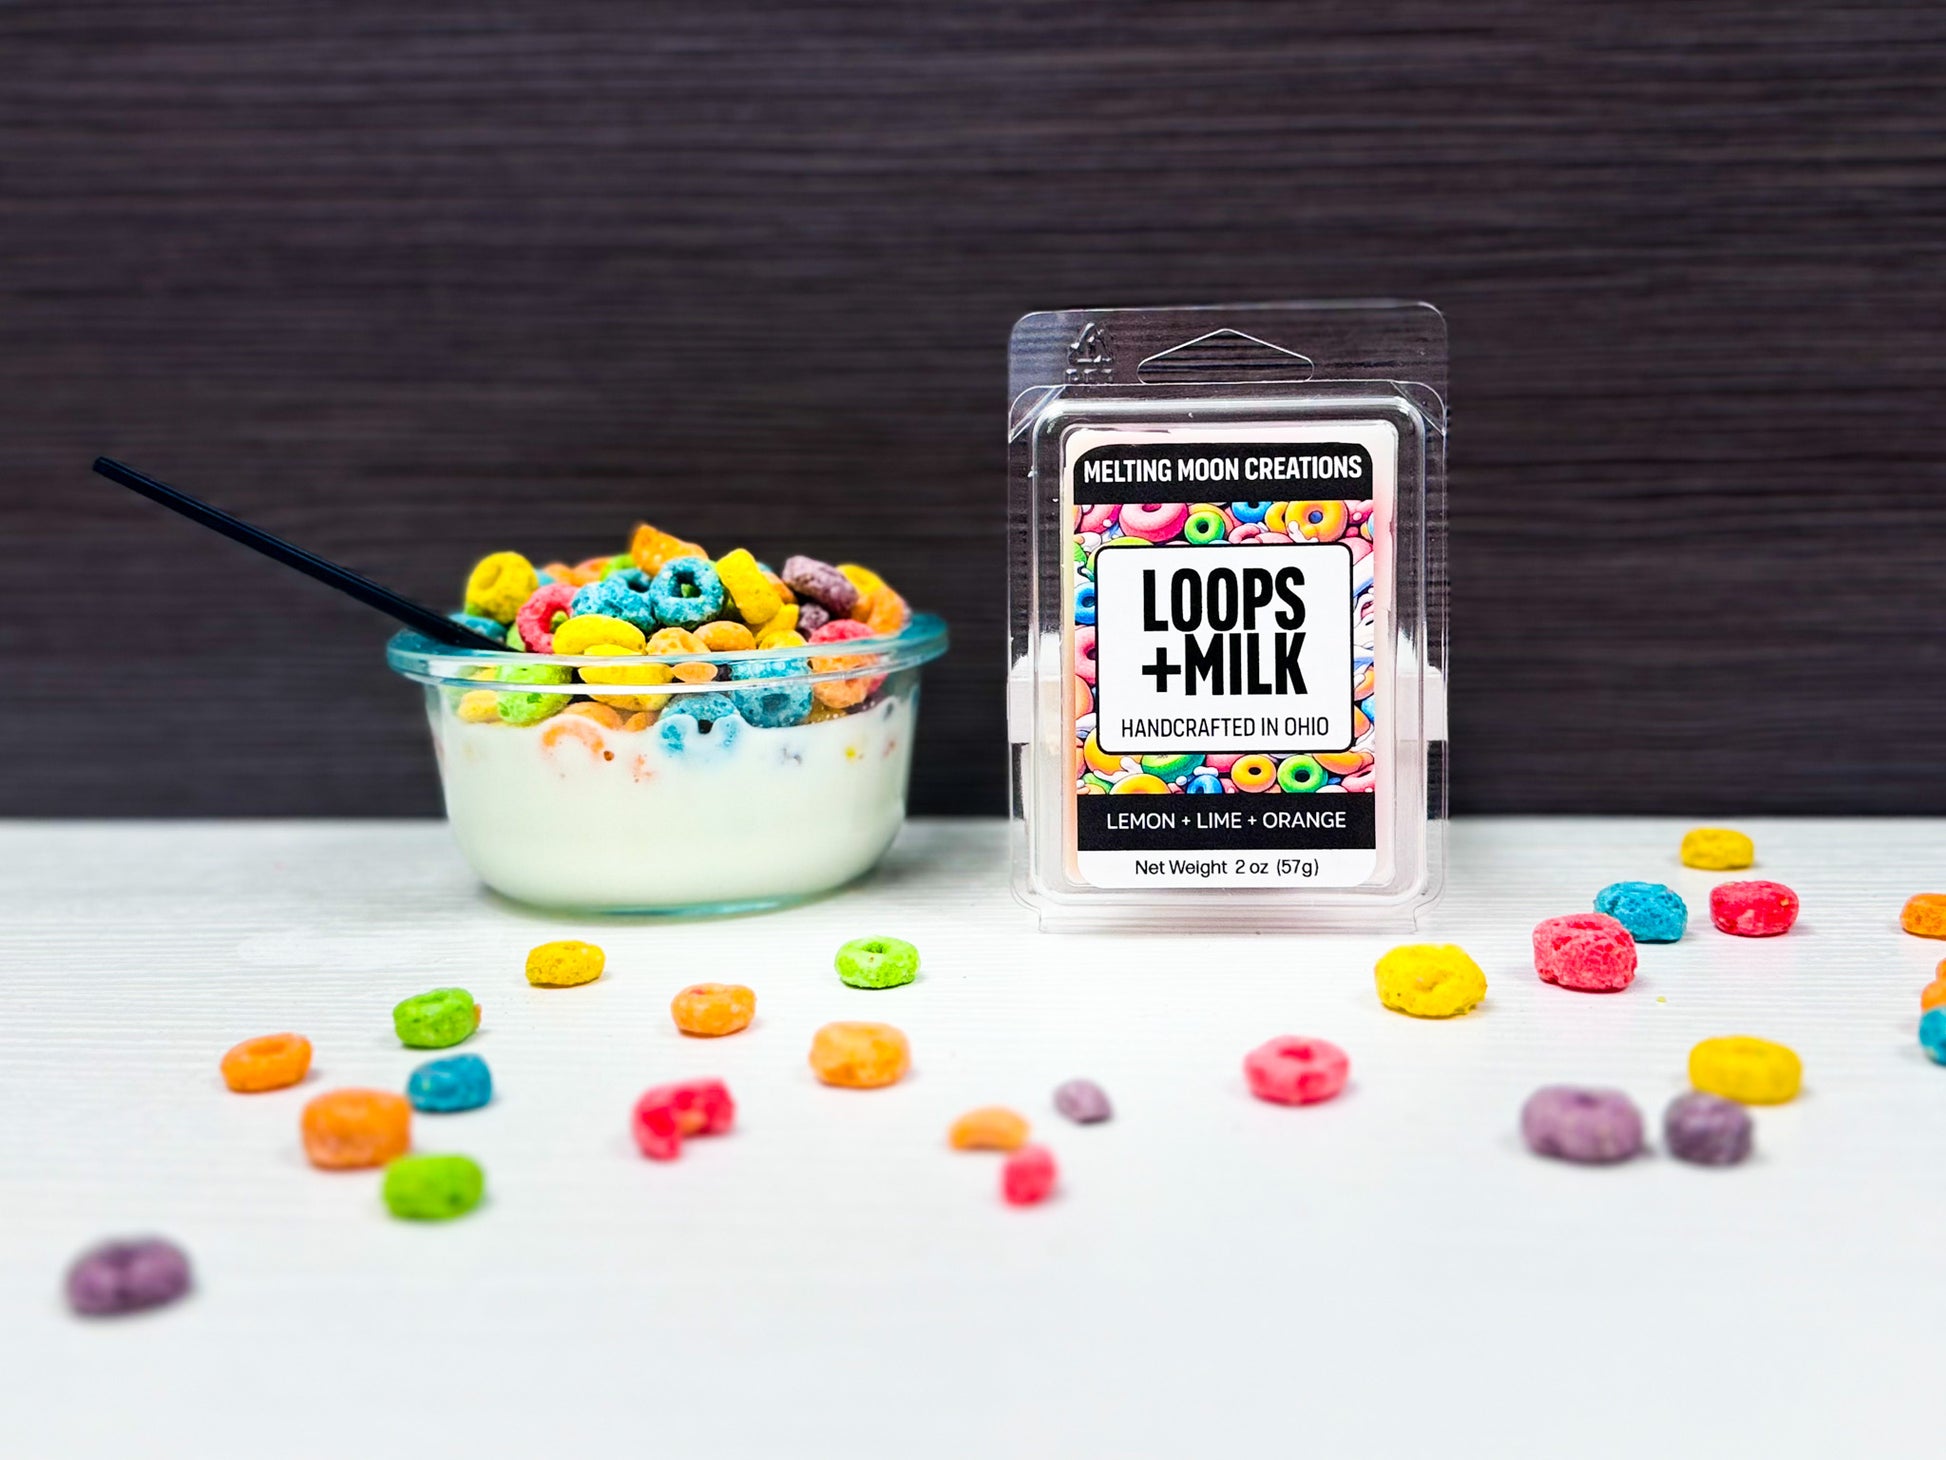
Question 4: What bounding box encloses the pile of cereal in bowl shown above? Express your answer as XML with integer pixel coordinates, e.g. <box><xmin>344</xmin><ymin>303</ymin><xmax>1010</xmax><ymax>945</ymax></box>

<box><xmin>386</xmin><ymin>523</ymin><xmax>947</xmax><ymax>913</ymax></box>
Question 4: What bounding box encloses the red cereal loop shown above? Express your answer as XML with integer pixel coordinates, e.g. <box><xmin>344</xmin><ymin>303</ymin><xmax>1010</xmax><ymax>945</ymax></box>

<box><xmin>1243</xmin><ymin>1036</ymin><xmax>1350</xmax><ymax>1105</ymax></box>
<box><xmin>1532</xmin><ymin>913</ymin><xmax>1637</xmax><ymax>991</ymax></box>
<box><xmin>632</xmin><ymin>1079</ymin><xmax>735</xmax><ymax>1161</ymax></box>
<box><xmin>1001</xmin><ymin>1145</ymin><xmax>1058</xmax><ymax>1206</ymax></box>
<box><xmin>1709</xmin><ymin>880</ymin><xmax>1800</xmax><ymax>937</ymax></box>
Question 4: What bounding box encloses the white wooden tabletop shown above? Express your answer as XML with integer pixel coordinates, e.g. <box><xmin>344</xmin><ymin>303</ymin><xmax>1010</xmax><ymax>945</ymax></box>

<box><xmin>3</xmin><ymin>817</ymin><xmax>1943</xmax><ymax>1458</ymax></box>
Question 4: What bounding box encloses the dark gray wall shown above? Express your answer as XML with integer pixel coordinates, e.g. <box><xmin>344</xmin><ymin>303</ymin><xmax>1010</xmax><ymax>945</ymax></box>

<box><xmin>4</xmin><ymin>3</ymin><xmax>1943</xmax><ymax>816</ymax></box>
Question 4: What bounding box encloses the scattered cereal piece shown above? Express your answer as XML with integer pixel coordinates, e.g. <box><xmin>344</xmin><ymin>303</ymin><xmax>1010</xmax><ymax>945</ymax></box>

<box><xmin>407</xmin><ymin>1054</ymin><xmax>492</xmax><ymax>1113</ymax></box>
<box><xmin>65</xmin><ymin>1238</ymin><xmax>191</xmax><ymax>1317</ymax></box>
<box><xmin>670</xmin><ymin>982</ymin><xmax>756</xmax><ymax>1037</ymax></box>
<box><xmin>949</xmin><ymin>1107</ymin><xmax>1030</xmax><ymax>1151</ymax></box>
<box><xmin>1533</xmin><ymin>913</ymin><xmax>1638</xmax><ymax>992</ymax></box>
<box><xmin>1708</xmin><ymin>880</ymin><xmax>1799</xmax><ymax>937</ymax></box>
<box><xmin>219</xmin><ymin>1032</ymin><xmax>312</xmax><ymax>1093</ymax></box>
<box><xmin>834</xmin><ymin>935</ymin><xmax>920</xmax><ymax>990</ymax></box>
<box><xmin>628</xmin><ymin>522</ymin><xmax>708</xmax><ymax>577</ymax></box>
<box><xmin>1521</xmin><ymin>1087</ymin><xmax>1644</xmax><ymax>1164</ymax></box>
<box><xmin>809</xmin><ymin>1022</ymin><xmax>910</xmax><ymax>1088</ymax></box>
<box><xmin>1374</xmin><ymin>944</ymin><xmax>1487</xmax><ymax>1017</ymax></box>
<box><xmin>464</xmin><ymin>551</ymin><xmax>538</xmax><ymax>624</ymax></box>
<box><xmin>1243</xmin><ymin>1036</ymin><xmax>1350</xmax><ymax>1106</ymax></box>
<box><xmin>1900</xmin><ymin>894</ymin><xmax>1946</xmax><ymax>939</ymax></box>
<box><xmin>1593</xmin><ymin>881</ymin><xmax>1687</xmax><ymax>943</ymax></box>
<box><xmin>1922</xmin><ymin>966</ymin><xmax>1946</xmax><ymax>1012</ymax></box>
<box><xmin>1689</xmin><ymin>1036</ymin><xmax>1801</xmax><ymax>1105</ymax></box>
<box><xmin>525</xmin><ymin>940</ymin><xmax>605</xmax><ymax>988</ymax></box>
<box><xmin>1680</xmin><ymin>827</ymin><xmax>1754</xmax><ymax>871</ymax></box>
<box><xmin>632</xmin><ymin>1079</ymin><xmax>735</xmax><ymax>1160</ymax></box>
<box><xmin>1053</xmin><ymin>1079</ymin><xmax>1112</xmax><ymax>1124</ymax></box>
<box><xmin>1001</xmin><ymin>1145</ymin><xmax>1058</xmax><ymax>1206</ymax></box>
<box><xmin>301</xmin><ymin>1089</ymin><xmax>412</xmax><ymax>1169</ymax></box>
<box><xmin>382</xmin><ymin>1154</ymin><xmax>485</xmax><ymax>1221</ymax></box>
<box><xmin>1921</xmin><ymin>1009</ymin><xmax>1946</xmax><ymax>1065</ymax></box>
<box><xmin>513</xmin><ymin>582</ymin><xmax>578</xmax><ymax>653</ymax></box>
<box><xmin>1662</xmin><ymin>1092</ymin><xmax>1753</xmax><ymax>1167</ymax></box>
<box><xmin>393</xmin><ymin>988</ymin><xmax>480</xmax><ymax>1048</ymax></box>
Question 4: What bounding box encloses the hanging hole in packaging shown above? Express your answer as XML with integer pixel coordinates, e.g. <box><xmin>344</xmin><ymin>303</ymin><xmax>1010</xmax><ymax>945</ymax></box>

<box><xmin>1008</xmin><ymin>302</ymin><xmax>1448</xmax><ymax>933</ymax></box>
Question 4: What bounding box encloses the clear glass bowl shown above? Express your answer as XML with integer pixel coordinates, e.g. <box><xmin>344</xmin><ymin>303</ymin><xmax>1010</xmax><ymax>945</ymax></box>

<box><xmin>387</xmin><ymin>615</ymin><xmax>948</xmax><ymax>914</ymax></box>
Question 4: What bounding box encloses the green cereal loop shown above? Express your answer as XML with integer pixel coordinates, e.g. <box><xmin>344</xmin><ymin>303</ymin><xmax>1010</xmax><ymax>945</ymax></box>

<box><xmin>1277</xmin><ymin>754</ymin><xmax>1327</xmax><ymax>794</ymax></box>
<box><xmin>383</xmin><ymin>1154</ymin><xmax>485</xmax><ymax>1221</ymax></box>
<box><xmin>1140</xmin><ymin>752</ymin><xmax>1201</xmax><ymax>782</ymax></box>
<box><xmin>835</xmin><ymin>936</ymin><xmax>920</xmax><ymax>990</ymax></box>
<box><xmin>1184</xmin><ymin>508</ymin><xmax>1228</xmax><ymax>545</ymax></box>
<box><xmin>394</xmin><ymin>988</ymin><xmax>478</xmax><ymax>1049</ymax></box>
<box><xmin>496</xmin><ymin>663</ymin><xmax>573</xmax><ymax>726</ymax></box>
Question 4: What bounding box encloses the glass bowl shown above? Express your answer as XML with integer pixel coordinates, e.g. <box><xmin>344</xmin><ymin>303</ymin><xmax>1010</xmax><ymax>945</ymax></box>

<box><xmin>387</xmin><ymin>615</ymin><xmax>948</xmax><ymax>914</ymax></box>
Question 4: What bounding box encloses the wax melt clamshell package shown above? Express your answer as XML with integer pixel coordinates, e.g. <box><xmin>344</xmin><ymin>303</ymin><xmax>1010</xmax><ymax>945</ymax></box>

<box><xmin>389</xmin><ymin>612</ymin><xmax>945</xmax><ymax>915</ymax></box>
<box><xmin>1008</xmin><ymin>303</ymin><xmax>1448</xmax><ymax>931</ymax></box>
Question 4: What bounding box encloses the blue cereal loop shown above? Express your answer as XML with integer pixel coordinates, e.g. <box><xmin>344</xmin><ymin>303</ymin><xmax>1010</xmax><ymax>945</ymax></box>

<box><xmin>1230</xmin><ymin>502</ymin><xmax>1273</xmax><ymax>523</ymax></box>
<box><xmin>1075</xmin><ymin>583</ymin><xmax>1097</xmax><ymax>625</ymax></box>
<box><xmin>1922</xmin><ymin>1008</ymin><xmax>1946</xmax><ymax>1065</ymax></box>
<box><xmin>648</xmin><ymin>557</ymin><xmax>727</xmax><ymax>628</ymax></box>
<box><xmin>407</xmin><ymin>1053</ymin><xmax>493</xmax><ymax>1113</ymax></box>
<box><xmin>571</xmin><ymin>574</ymin><xmax>658</xmax><ymax>634</ymax></box>
<box><xmin>657</xmin><ymin>691</ymin><xmax>742</xmax><ymax>754</ymax></box>
<box><xmin>449</xmin><ymin>612</ymin><xmax>505</xmax><ymax>641</ymax></box>
<box><xmin>729</xmin><ymin>656</ymin><xmax>813</xmax><ymax>728</ymax></box>
<box><xmin>1186</xmin><ymin>772</ymin><xmax>1223</xmax><ymax>794</ymax></box>
<box><xmin>1593</xmin><ymin>881</ymin><xmax>1688</xmax><ymax>943</ymax></box>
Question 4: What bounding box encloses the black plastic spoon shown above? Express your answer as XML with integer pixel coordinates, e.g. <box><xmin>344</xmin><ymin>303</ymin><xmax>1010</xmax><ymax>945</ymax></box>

<box><xmin>92</xmin><ymin>456</ymin><xmax>509</xmax><ymax>651</ymax></box>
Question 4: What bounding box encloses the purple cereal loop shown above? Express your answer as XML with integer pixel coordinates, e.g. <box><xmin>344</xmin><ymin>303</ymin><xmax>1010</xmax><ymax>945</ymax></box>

<box><xmin>780</xmin><ymin>555</ymin><xmax>858</xmax><ymax>616</ymax></box>
<box><xmin>796</xmin><ymin>600</ymin><xmax>831</xmax><ymax>636</ymax></box>
<box><xmin>65</xmin><ymin>1237</ymin><xmax>192</xmax><ymax>1316</ymax></box>
<box><xmin>1054</xmin><ymin>1079</ymin><xmax>1112</xmax><ymax>1124</ymax></box>
<box><xmin>1662</xmin><ymin>1092</ymin><xmax>1754</xmax><ymax>1166</ymax></box>
<box><xmin>1520</xmin><ymin>1086</ymin><xmax>1644</xmax><ymax>1164</ymax></box>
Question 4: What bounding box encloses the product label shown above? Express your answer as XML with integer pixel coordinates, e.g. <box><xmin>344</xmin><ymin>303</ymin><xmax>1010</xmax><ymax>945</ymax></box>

<box><xmin>1066</xmin><ymin>423</ymin><xmax>1394</xmax><ymax>889</ymax></box>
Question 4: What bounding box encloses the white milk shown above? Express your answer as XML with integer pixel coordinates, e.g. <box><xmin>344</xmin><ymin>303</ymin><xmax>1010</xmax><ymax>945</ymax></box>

<box><xmin>431</xmin><ymin>694</ymin><xmax>917</xmax><ymax>911</ymax></box>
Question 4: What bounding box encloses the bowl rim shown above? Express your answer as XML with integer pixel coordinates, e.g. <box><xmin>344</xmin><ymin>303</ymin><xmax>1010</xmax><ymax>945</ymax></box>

<box><xmin>386</xmin><ymin>612</ymin><xmax>948</xmax><ymax>687</ymax></box>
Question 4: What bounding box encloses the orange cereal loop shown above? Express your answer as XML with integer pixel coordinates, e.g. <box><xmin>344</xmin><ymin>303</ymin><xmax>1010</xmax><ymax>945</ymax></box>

<box><xmin>862</xmin><ymin>587</ymin><xmax>910</xmax><ymax>636</ymax></box>
<box><xmin>670</xmin><ymin>982</ymin><xmax>757</xmax><ymax>1037</ymax></box>
<box><xmin>220</xmin><ymin>1033</ymin><xmax>313</xmax><ymax>1093</ymax></box>
<box><xmin>812</xmin><ymin>675</ymin><xmax>869</xmax><ymax>710</ymax></box>
<box><xmin>621</xmin><ymin>711</ymin><xmax>655</xmax><ymax>732</ymax></box>
<box><xmin>1901</xmin><ymin>894</ymin><xmax>1946</xmax><ymax>939</ymax></box>
<box><xmin>629</xmin><ymin>522</ymin><xmax>707</xmax><ymax>575</ymax></box>
<box><xmin>648</xmin><ymin>626</ymin><xmax>702</xmax><ymax>654</ymax></box>
<box><xmin>301</xmin><ymin>1089</ymin><xmax>411</xmax><ymax>1169</ymax></box>
<box><xmin>540</xmin><ymin>715</ymin><xmax>609</xmax><ymax>759</ymax></box>
<box><xmin>949</xmin><ymin>1107</ymin><xmax>1030</xmax><ymax>1152</ymax></box>
<box><xmin>563</xmin><ymin>701</ymin><xmax>625</xmax><ymax>728</ymax></box>
<box><xmin>1922</xmin><ymin>970</ymin><xmax>1946</xmax><ymax>1012</ymax></box>
<box><xmin>696</xmin><ymin>620</ymin><xmax>756</xmax><ymax>653</ymax></box>
<box><xmin>808</xmin><ymin>1021</ymin><xmax>910</xmax><ymax>1088</ymax></box>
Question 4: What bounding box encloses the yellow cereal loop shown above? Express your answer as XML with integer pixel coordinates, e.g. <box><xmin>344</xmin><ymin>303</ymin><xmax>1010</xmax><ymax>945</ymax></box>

<box><xmin>695</xmin><ymin>620</ymin><xmax>756</xmax><ymax>653</ymax></box>
<box><xmin>752</xmin><ymin>603</ymin><xmax>799</xmax><ymax>640</ymax></box>
<box><xmin>455</xmin><ymin>689</ymin><xmax>501</xmax><ymax>723</ymax></box>
<box><xmin>714</xmin><ymin>548</ymin><xmax>783</xmax><ymax>627</ymax></box>
<box><xmin>1681</xmin><ymin>827</ymin><xmax>1754</xmax><ymax>870</ymax></box>
<box><xmin>757</xmin><ymin>628</ymin><xmax>807</xmax><ymax>650</ymax></box>
<box><xmin>464</xmin><ymin>552</ymin><xmax>539</xmax><ymax>624</ymax></box>
<box><xmin>553</xmin><ymin>614</ymin><xmax>647</xmax><ymax>656</ymax></box>
<box><xmin>525</xmin><ymin>940</ymin><xmax>605</xmax><ymax>988</ymax></box>
<box><xmin>580</xmin><ymin>644</ymin><xmax>670</xmax><ymax>712</ymax></box>
<box><xmin>838</xmin><ymin>563</ymin><xmax>888</xmax><ymax>598</ymax></box>
<box><xmin>1688</xmin><ymin>1036</ymin><xmax>1802</xmax><ymax>1105</ymax></box>
<box><xmin>1375</xmin><ymin>944</ymin><xmax>1488</xmax><ymax>1018</ymax></box>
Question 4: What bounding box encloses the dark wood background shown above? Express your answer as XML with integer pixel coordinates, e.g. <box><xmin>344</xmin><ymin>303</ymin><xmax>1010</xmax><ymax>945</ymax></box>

<box><xmin>4</xmin><ymin>3</ymin><xmax>1943</xmax><ymax>817</ymax></box>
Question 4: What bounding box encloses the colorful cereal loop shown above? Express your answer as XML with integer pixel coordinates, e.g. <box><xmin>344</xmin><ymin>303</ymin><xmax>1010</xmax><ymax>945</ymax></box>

<box><xmin>1230</xmin><ymin>755</ymin><xmax>1277</xmax><ymax>792</ymax></box>
<box><xmin>1230</xmin><ymin>502</ymin><xmax>1273</xmax><ymax>523</ymax></box>
<box><xmin>1276</xmin><ymin>755</ymin><xmax>1327</xmax><ymax>793</ymax></box>
<box><xmin>1110</xmin><ymin>773</ymin><xmax>1169</xmax><ymax>794</ymax></box>
<box><xmin>1183</xmin><ymin>506</ymin><xmax>1228</xmax><ymax>545</ymax></box>
<box><xmin>1291</xmin><ymin>501</ymin><xmax>1349</xmax><ymax>542</ymax></box>
<box><xmin>1117</xmin><ymin>503</ymin><xmax>1191</xmax><ymax>543</ymax></box>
